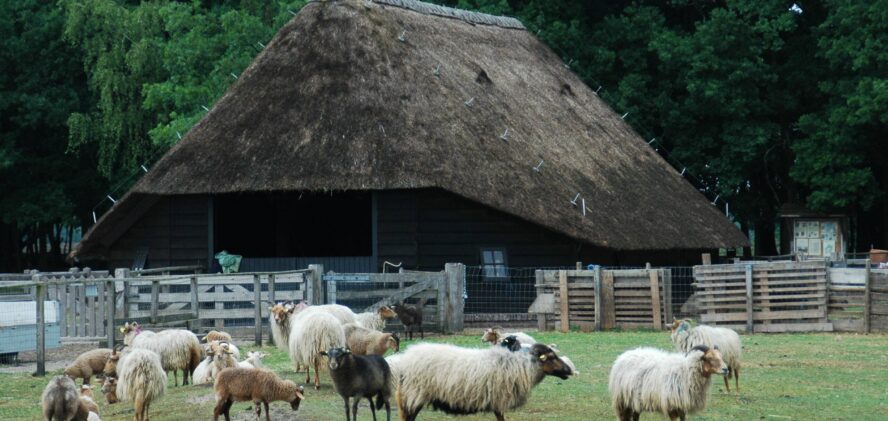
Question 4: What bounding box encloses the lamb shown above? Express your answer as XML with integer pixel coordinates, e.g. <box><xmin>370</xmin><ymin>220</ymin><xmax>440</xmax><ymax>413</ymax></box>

<box><xmin>115</xmin><ymin>348</ymin><xmax>167</xmax><ymax>421</ymax></box>
<box><xmin>670</xmin><ymin>319</ymin><xmax>742</xmax><ymax>392</ymax></box>
<box><xmin>203</xmin><ymin>330</ymin><xmax>232</xmax><ymax>343</ymax></box>
<box><xmin>41</xmin><ymin>375</ymin><xmax>84</xmax><ymax>421</ymax></box>
<box><xmin>64</xmin><ymin>348</ymin><xmax>112</xmax><ymax>386</ymax></box>
<box><xmin>343</xmin><ymin>323</ymin><xmax>400</xmax><ymax>356</ymax></box>
<box><xmin>101</xmin><ymin>377</ymin><xmax>118</xmax><ymax>404</ymax></box>
<box><xmin>354</xmin><ymin>305</ymin><xmax>398</xmax><ymax>331</ymax></box>
<box><xmin>482</xmin><ymin>327</ymin><xmax>537</xmax><ymax>347</ymax></box>
<box><xmin>191</xmin><ymin>353</ymin><xmax>214</xmax><ymax>385</ymax></box>
<box><xmin>321</xmin><ymin>347</ymin><xmax>392</xmax><ymax>421</ymax></box>
<box><xmin>391</xmin><ymin>298</ymin><xmax>426</xmax><ymax>340</ymax></box>
<box><xmin>78</xmin><ymin>386</ymin><xmax>100</xmax><ymax>414</ymax></box>
<box><xmin>121</xmin><ymin>322</ymin><xmax>203</xmax><ymax>386</ymax></box>
<box><xmin>289</xmin><ymin>310</ymin><xmax>346</xmax><ymax>389</ymax></box>
<box><xmin>608</xmin><ymin>346</ymin><xmax>727</xmax><ymax>421</ymax></box>
<box><xmin>238</xmin><ymin>351</ymin><xmax>268</xmax><ymax>369</ymax></box>
<box><xmin>396</xmin><ymin>343</ymin><xmax>572</xmax><ymax>421</ymax></box>
<box><xmin>213</xmin><ymin>367</ymin><xmax>304</xmax><ymax>421</ymax></box>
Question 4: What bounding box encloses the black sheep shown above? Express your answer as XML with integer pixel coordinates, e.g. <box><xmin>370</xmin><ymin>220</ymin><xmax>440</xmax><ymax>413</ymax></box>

<box><xmin>391</xmin><ymin>298</ymin><xmax>426</xmax><ymax>340</ymax></box>
<box><xmin>321</xmin><ymin>347</ymin><xmax>392</xmax><ymax>421</ymax></box>
<box><xmin>499</xmin><ymin>335</ymin><xmax>522</xmax><ymax>352</ymax></box>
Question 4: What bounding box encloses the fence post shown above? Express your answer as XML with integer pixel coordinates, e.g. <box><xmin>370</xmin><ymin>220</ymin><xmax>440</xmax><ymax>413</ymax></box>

<box><xmin>151</xmin><ymin>280</ymin><xmax>160</xmax><ymax>324</ymax></box>
<box><xmin>594</xmin><ymin>266</ymin><xmax>603</xmax><ymax>331</ymax></box>
<box><xmin>190</xmin><ymin>276</ymin><xmax>199</xmax><ymax>331</ymax></box>
<box><xmin>106</xmin><ymin>279</ymin><xmax>116</xmax><ymax>348</ymax></box>
<box><xmin>745</xmin><ymin>264</ymin><xmax>754</xmax><ymax>333</ymax></box>
<box><xmin>559</xmin><ymin>270</ymin><xmax>569</xmax><ymax>333</ymax></box>
<box><xmin>535</xmin><ymin>270</ymin><xmax>547</xmax><ymax>331</ymax></box>
<box><xmin>444</xmin><ymin>263</ymin><xmax>465</xmax><ymax>333</ymax></box>
<box><xmin>34</xmin><ymin>274</ymin><xmax>46</xmax><ymax>376</ymax></box>
<box><xmin>254</xmin><ymin>274</ymin><xmax>262</xmax><ymax>346</ymax></box>
<box><xmin>575</xmin><ymin>261</ymin><xmax>582</xmax><ymax>270</ymax></box>
<box><xmin>702</xmin><ymin>253</ymin><xmax>712</xmax><ymax>265</ymax></box>
<box><xmin>268</xmin><ymin>273</ymin><xmax>276</xmax><ymax>305</ymax></box>
<box><xmin>648</xmin><ymin>264</ymin><xmax>662</xmax><ymax>330</ymax></box>
<box><xmin>327</xmin><ymin>278</ymin><xmax>337</xmax><ymax>304</ymax></box>
<box><xmin>115</xmin><ymin>268</ymin><xmax>131</xmax><ymax>320</ymax></box>
<box><xmin>308</xmin><ymin>264</ymin><xmax>323</xmax><ymax>304</ymax></box>
<box><xmin>863</xmin><ymin>259</ymin><xmax>872</xmax><ymax>334</ymax></box>
<box><xmin>601</xmin><ymin>270</ymin><xmax>616</xmax><ymax>330</ymax></box>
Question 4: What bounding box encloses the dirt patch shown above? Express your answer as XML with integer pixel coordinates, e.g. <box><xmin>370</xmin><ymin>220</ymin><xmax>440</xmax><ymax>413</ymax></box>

<box><xmin>0</xmin><ymin>342</ymin><xmax>100</xmax><ymax>374</ymax></box>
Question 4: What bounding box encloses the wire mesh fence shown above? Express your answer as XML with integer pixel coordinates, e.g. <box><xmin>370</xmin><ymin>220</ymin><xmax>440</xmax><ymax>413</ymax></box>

<box><xmin>464</xmin><ymin>266</ymin><xmax>568</xmax><ymax>314</ymax></box>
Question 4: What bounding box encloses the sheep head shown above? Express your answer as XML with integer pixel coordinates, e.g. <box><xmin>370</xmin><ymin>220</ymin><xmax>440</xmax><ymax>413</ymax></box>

<box><xmin>530</xmin><ymin>344</ymin><xmax>572</xmax><ymax>379</ymax></box>
<box><xmin>270</xmin><ymin>303</ymin><xmax>291</xmax><ymax>323</ymax></box>
<box><xmin>101</xmin><ymin>377</ymin><xmax>118</xmax><ymax>404</ymax></box>
<box><xmin>689</xmin><ymin>345</ymin><xmax>727</xmax><ymax>377</ymax></box>
<box><xmin>320</xmin><ymin>347</ymin><xmax>353</xmax><ymax>370</ymax></box>
<box><xmin>103</xmin><ymin>347</ymin><xmax>123</xmax><ymax>377</ymax></box>
<box><xmin>670</xmin><ymin>319</ymin><xmax>690</xmax><ymax>334</ymax></box>
<box><xmin>387</xmin><ymin>333</ymin><xmax>400</xmax><ymax>353</ymax></box>
<box><xmin>286</xmin><ymin>382</ymin><xmax>305</xmax><ymax>411</ymax></box>
<box><xmin>481</xmin><ymin>326</ymin><xmax>502</xmax><ymax>344</ymax></box>
<box><xmin>378</xmin><ymin>305</ymin><xmax>398</xmax><ymax>320</ymax></box>
<box><xmin>500</xmin><ymin>335</ymin><xmax>521</xmax><ymax>352</ymax></box>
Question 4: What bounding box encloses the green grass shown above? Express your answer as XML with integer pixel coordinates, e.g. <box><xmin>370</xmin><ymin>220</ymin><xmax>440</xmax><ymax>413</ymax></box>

<box><xmin>2</xmin><ymin>332</ymin><xmax>887</xmax><ymax>420</ymax></box>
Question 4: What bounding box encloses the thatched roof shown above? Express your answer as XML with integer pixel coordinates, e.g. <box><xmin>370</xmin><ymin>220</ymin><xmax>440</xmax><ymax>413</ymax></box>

<box><xmin>73</xmin><ymin>0</ymin><xmax>747</xmax><ymax>258</ymax></box>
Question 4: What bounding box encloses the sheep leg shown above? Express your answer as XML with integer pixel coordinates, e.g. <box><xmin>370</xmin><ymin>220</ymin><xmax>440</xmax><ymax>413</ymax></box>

<box><xmin>352</xmin><ymin>397</ymin><xmax>361</xmax><ymax>421</ymax></box>
<box><xmin>314</xmin><ymin>358</ymin><xmax>321</xmax><ymax>390</ymax></box>
<box><xmin>253</xmin><ymin>400</ymin><xmax>262</xmax><ymax>420</ymax></box>
<box><xmin>343</xmin><ymin>396</ymin><xmax>351</xmax><ymax>421</ymax></box>
<box><xmin>420</xmin><ymin>323</ymin><xmax>424</xmax><ymax>340</ymax></box>
<box><xmin>494</xmin><ymin>411</ymin><xmax>505</xmax><ymax>421</ymax></box>
<box><xmin>368</xmin><ymin>396</ymin><xmax>378</xmax><ymax>421</ymax></box>
<box><xmin>735</xmin><ymin>367</ymin><xmax>740</xmax><ymax>393</ymax></box>
<box><xmin>384</xmin><ymin>398</ymin><xmax>391</xmax><ymax>421</ymax></box>
<box><xmin>134</xmin><ymin>398</ymin><xmax>144</xmax><ymax>421</ymax></box>
<box><xmin>182</xmin><ymin>368</ymin><xmax>189</xmax><ymax>386</ymax></box>
<box><xmin>264</xmin><ymin>401</ymin><xmax>271</xmax><ymax>421</ymax></box>
<box><xmin>723</xmin><ymin>368</ymin><xmax>731</xmax><ymax>392</ymax></box>
<box><xmin>172</xmin><ymin>369</ymin><xmax>178</xmax><ymax>387</ymax></box>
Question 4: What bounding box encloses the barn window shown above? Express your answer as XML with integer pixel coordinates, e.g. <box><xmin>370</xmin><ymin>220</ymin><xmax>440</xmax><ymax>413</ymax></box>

<box><xmin>480</xmin><ymin>248</ymin><xmax>508</xmax><ymax>281</ymax></box>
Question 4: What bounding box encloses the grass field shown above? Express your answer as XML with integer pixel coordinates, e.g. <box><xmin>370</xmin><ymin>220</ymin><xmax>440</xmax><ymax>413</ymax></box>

<box><xmin>1</xmin><ymin>331</ymin><xmax>887</xmax><ymax>420</ymax></box>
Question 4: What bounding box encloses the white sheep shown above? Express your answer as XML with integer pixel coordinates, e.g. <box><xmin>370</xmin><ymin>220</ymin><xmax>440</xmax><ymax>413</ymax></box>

<box><xmin>121</xmin><ymin>322</ymin><xmax>203</xmax><ymax>386</ymax></box>
<box><xmin>207</xmin><ymin>339</ymin><xmax>240</xmax><ymax>359</ymax></box>
<box><xmin>353</xmin><ymin>305</ymin><xmax>398</xmax><ymax>331</ymax></box>
<box><xmin>209</xmin><ymin>342</ymin><xmax>238</xmax><ymax>381</ymax></box>
<box><xmin>238</xmin><ymin>351</ymin><xmax>268</xmax><ymax>369</ymax></box>
<box><xmin>191</xmin><ymin>354</ymin><xmax>214</xmax><ymax>385</ymax></box>
<box><xmin>608</xmin><ymin>346</ymin><xmax>727</xmax><ymax>421</ymax></box>
<box><xmin>115</xmin><ymin>348</ymin><xmax>167</xmax><ymax>421</ymax></box>
<box><xmin>41</xmin><ymin>375</ymin><xmax>83</xmax><ymax>421</ymax></box>
<box><xmin>343</xmin><ymin>323</ymin><xmax>400</xmax><ymax>355</ymax></box>
<box><xmin>670</xmin><ymin>319</ymin><xmax>742</xmax><ymax>392</ymax></box>
<box><xmin>482</xmin><ymin>327</ymin><xmax>537</xmax><ymax>347</ymax></box>
<box><xmin>289</xmin><ymin>310</ymin><xmax>346</xmax><ymax>390</ymax></box>
<box><xmin>269</xmin><ymin>301</ymin><xmax>297</xmax><ymax>351</ymax></box>
<box><xmin>396</xmin><ymin>343</ymin><xmax>572</xmax><ymax>420</ymax></box>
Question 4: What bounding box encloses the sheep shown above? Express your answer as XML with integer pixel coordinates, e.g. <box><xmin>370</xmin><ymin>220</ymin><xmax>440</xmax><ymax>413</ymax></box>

<box><xmin>79</xmin><ymin>386</ymin><xmax>99</xmax><ymax>414</ymax></box>
<box><xmin>391</xmin><ymin>298</ymin><xmax>426</xmax><ymax>340</ymax></box>
<box><xmin>344</xmin><ymin>323</ymin><xmax>400</xmax><ymax>356</ymax></box>
<box><xmin>101</xmin><ymin>377</ymin><xmax>118</xmax><ymax>405</ymax></box>
<box><xmin>482</xmin><ymin>327</ymin><xmax>537</xmax><ymax>347</ymax></box>
<box><xmin>269</xmin><ymin>301</ymin><xmax>297</xmax><ymax>351</ymax></box>
<box><xmin>115</xmin><ymin>348</ymin><xmax>167</xmax><ymax>421</ymax></box>
<box><xmin>209</xmin><ymin>342</ymin><xmax>238</xmax><ymax>381</ymax></box>
<box><xmin>121</xmin><ymin>322</ymin><xmax>203</xmax><ymax>386</ymax></box>
<box><xmin>670</xmin><ymin>319</ymin><xmax>742</xmax><ymax>392</ymax></box>
<box><xmin>191</xmin><ymin>353</ymin><xmax>214</xmax><ymax>385</ymax></box>
<box><xmin>396</xmin><ymin>343</ymin><xmax>572</xmax><ymax>421</ymax></box>
<box><xmin>41</xmin><ymin>375</ymin><xmax>82</xmax><ymax>421</ymax></box>
<box><xmin>289</xmin><ymin>310</ymin><xmax>346</xmax><ymax>389</ymax></box>
<box><xmin>321</xmin><ymin>347</ymin><xmax>392</xmax><ymax>421</ymax></box>
<box><xmin>238</xmin><ymin>351</ymin><xmax>268</xmax><ymax>369</ymax></box>
<box><xmin>499</xmin><ymin>337</ymin><xmax>579</xmax><ymax>376</ymax></box>
<box><xmin>102</xmin><ymin>347</ymin><xmax>128</xmax><ymax>378</ymax></box>
<box><xmin>203</xmin><ymin>330</ymin><xmax>232</xmax><ymax>343</ymax></box>
<box><xmin>207</xmin><ymin>339</ymin><xmax>240</xmax><ymax>359</ymax></box>
<box><xmin>295</xmin><ymin>303</ymin><xmax>358</xmax><ymax>325</ymax></box>
<box><xmin>64</xmin><ymin>348</ymin><xmax>112</xmax><ymax>386</ymax></box>
<box><xmin>213</xmin><ymin>367</ymin><xmax>304</xmax><ymax>421</ymax></box>
<box><xmin>608</xmin><ymin>345</ymin><xmax>727</xmax><ymax>421</ymax></box>
<box><xmin>354</xmin><ymin>305</ymin><xmax>398</xmax><ymax>331</ymax></box>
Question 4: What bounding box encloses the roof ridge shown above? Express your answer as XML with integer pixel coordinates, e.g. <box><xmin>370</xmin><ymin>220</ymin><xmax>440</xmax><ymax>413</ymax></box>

<box><xmin>369</xmin><ymin>0</ymin><xmax>525</xmax><ymax>29</ymax></box>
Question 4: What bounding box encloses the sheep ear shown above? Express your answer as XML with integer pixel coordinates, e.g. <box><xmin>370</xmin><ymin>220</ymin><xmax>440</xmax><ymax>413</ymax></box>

<box><xmin>295</xmin><ymin>390</ymin><xmax>305</xmax><ymax>400</ymax></box>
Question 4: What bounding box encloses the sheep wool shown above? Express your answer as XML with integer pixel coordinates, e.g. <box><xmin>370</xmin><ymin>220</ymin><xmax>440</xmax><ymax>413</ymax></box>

<box><xmin>64</xmin><ymin>348</ymin><xmax>112</xmax><ymax>386</ymax></box>
<box><xmin>343</xmin><ymin>323</ymin><xmax>399</xmax><ymax>356</ymax></box>
<box><xmin>41</xmin><ymin>375</ymin><xmax>81</xmax><ymax>421</ymax></box>
<box><xmin>396</xmin><ymin>343</ymin><xmax>571</xmax><ymax>420</ymax></box>
<box><xmin>608</xmin><ymin>346</ymin><xmax>727</xmax><ymax>421</ymax></box>
<box><xmin>237</xmin><ymin>351</ymin><xmax>267</xmax><ymax>369</ymax></box>
<box><xmin>289</xmin><ymin>311</ymin><xmax>346</xmax><ymax>389</ymax></box>
<box><xmin>269</xmin><ymin>303</ymin><xmax>295</xmax><ymax>351</ymax></box>
<box><xmin>192</xmin><ymin>356</ymin><xmax>214</xmax><ymax>385</ymax></box>
<box><xmin>671</xmin><ymin>320</ymin><xmax>742</xmax><ymax>392</ymax></box>
<box><xmin>122</xmin><ymin>323</ymin><xmax>203</xmax><ymax>386</ymax></box>
<box><xmin>353</xmin><ymin>306</ymin><xmax>398</xmax><ymax>331</ymax></box>
<box><xmin>116</xmin><ymin>348</ymin><xmax>167</xmax><ymax>421</ymax></box>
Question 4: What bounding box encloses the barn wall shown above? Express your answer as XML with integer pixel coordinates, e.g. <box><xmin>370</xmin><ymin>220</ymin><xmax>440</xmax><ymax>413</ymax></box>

<box><xmin>106</xmin><ymin>195</ymin><xmax>209</xmax><ymax>270</ymax></box>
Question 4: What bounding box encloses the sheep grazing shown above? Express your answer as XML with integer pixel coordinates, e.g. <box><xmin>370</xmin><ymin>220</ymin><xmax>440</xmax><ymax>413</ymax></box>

<box><xmin>64</xmin><ymin>348</ymin><xmax>112</xmax><ymax>386</ymax></box>
<box><xmin>103</xmin><ymin>346</ymin><xmax>128</xmax><ymax>378</ymax></box>
<box><xmin>344</xmin><ymin>323</ymin><xmax>400</xmax><ymax>356</ymax></box>
<box><xmin>671</xmin><ymin>319</ymin><xmax>743</xmax><ymax>392</ymax></box>
<box><xmin>354</xmin><ymin>305</ymin><xmax>398</xmax><ymax>331</ymax></box>
<box><xmin>321</xmin><ymin>347</ymin><xmax>392</xmax><ymax>421</ymax></box>
<box><xmin>213</xmin><ymin>367</ymin><xmax>304</xmax><ymax>421</ymax></box>
<box><xmin>391</xmin><ymin>298</ymin><xmax>426</xmax><ymax>340</ymax></box>
<box><xmin>203</xmin><ymin>330</ymin><xmax>232</xmax><ymax>343</ymax></box>
<box><xmin>238</xmin><ymin>351</ymin><xmax>268</xmax><ymax>369</ymax></box>
<box><xmin>41</xmin><ymin>375</ymin><xmax>82</xmax><ymax>421</ymax></box>
<box><xmin>289</xmin><ymin>311</ymin><xmax>346</xmax><ymax>389</ymax></box>
<box><xmin>79</xmin><ymin>385</ymin><xmax>100</xmax><ymax>414</ymax></box>
<box><xmin>482</xmin><ymin>327</ymin><xmax>537</xmax><ymax>347</ymax></box>
<box><xmin>116</xmin><ymin>348</ymin><xmax>167</xmax><ymax>421</ymax></box>
<box><xmin>121</xmin><ymin>322</ymin><xmax>203</xmax><ymax>386</ymax></box>
<box><xmin>396</xmin><ymin>343</ymin><xmax>572</xmax><ymax>421</ymax></box>
<box><xmin>101</xmin><ymin>377</ymin><xmax>118</xmax><ymax>404</ymax></box>
<box><xmin>608</xmin><ymin>346</ymin><xmax>727</xmax><ymax>421</ymax></box>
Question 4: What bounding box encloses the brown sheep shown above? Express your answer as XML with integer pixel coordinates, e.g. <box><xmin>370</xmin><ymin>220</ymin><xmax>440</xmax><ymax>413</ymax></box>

<box><xmin>102</xmin><ymin>347</ymin><xmax>127</xmax><ymax>378</ymax></box>
<box><xmin>343</xmin><ymin>323</ymin><xmax>400</xmax><ymax>356</ymax></box>
<box><xmin>391</xmin><ymin>298</ymin><xmax>426</xmax><ymax>340</ymax></box>
<box><xmin>101</xmin><ymin>377</ymin><xmax>118</xmax><ymax>404</ymax></box>
<box><xmin>203</xmin><ymin>330</ymin><xmax>232</xmax><ymax>343</ymax></box>
<box><xmin>79</xmin><ymin>385</ymin><xmax>100</xmax><ymax>414</ymax></box>
<box><xmin>213</xmin><ymin>368</ymin><xmax>304</xmax><ymax>421</ymax></box>
<box><xmin>65</xmin><ymin>348</ymin><xmax>112</xmax><ymax>386</ymax></box>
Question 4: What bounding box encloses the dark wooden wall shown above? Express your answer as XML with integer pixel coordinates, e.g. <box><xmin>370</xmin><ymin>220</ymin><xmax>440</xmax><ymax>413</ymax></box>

<box><xmin>106</xmin><ymin>195</ymin><xmax>209</xmax><ymax>270</ymax></box>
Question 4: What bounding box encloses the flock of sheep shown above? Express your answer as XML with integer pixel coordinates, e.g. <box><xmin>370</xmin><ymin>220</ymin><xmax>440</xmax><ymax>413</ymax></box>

<box><xmin>38</xmin><ymin>298</ymin><xmax>742</xmax><ymax>421</ymax></box>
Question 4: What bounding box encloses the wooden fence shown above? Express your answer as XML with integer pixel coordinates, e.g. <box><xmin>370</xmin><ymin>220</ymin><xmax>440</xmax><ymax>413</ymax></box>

<box><xmin>531</xmin><ymin>267</ymin><xmax>672</xmax><ymax>332</ymax></box>
<box><xmin>866</xmin><ymin>269</ymin><xmax>888</xmax><ymax>333</ymax></box>
<box><xmin>827</xmin><ymin>267</ymin><xmax>867</xmax><ymax>332</ymax></box>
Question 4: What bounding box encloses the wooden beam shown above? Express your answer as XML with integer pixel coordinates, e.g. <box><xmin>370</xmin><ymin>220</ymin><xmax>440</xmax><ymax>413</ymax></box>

<box><xmin>106</xmin><ymin>280</ymin><xmax>116</xmax><ymax>348</ymax></box>
<box><xmin>602</xmin><ymin>271</ymin><xmax>616</xmax><ymax>330</ymax></box>
<box><xmin>150</xmin><ymin>280</ymin><xmax>160</xmax><ymax>324</ymax></box>
<box><xmin>190</xmin><ymin>276</ymin><xmax>199</xmax><ymax>331</ymax></box>
<box><xmin>594</xmin><ymin>266</ymin><xmax>603</xmax><ymax>331</ymax></box>
<box><xmin>864</xmin><ymin>259</ymin><xmax>872</xmax><ymax>334</ymax></box>
<box><xmin>745</xmin><ymin>264</ymin><xmax>754</xmax><ymax>333</ymax></box>
<box><xmin>649</xmin><ymin>268</ymin><xmax>662</xmax><ymax>330</ymax></box>
<box><xmin>34</xmin><ymin>274</ymin><xmax>46</xmax><ymax>376</ymax></box>
<box><xmin>559</xmin><ymin>270</ymin><xmax>570</xmax><ymax>332</ymax></box>
<box><xmin>702</xmin><ymin>253</ymin><xmax>712</xmax><ymax>265</ymax></box>
<box><xmin>254</xmin><ymin>274</ymin><xmax>262</xmax><ymax>346</ymax></box>
<box><xmin>536</xmin><ymin>270</ymin><xmax>548</xmax><ymax>331</ymax></box>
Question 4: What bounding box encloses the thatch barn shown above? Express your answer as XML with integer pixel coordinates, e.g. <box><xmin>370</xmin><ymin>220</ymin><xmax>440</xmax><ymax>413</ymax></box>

<box><xmin>71</xmin><ymin>0</ymin><xmax>747</xmax><ymax>273</ymax></box>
